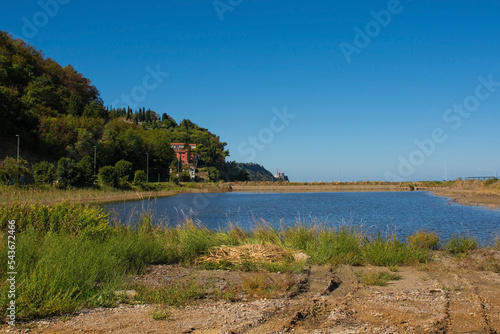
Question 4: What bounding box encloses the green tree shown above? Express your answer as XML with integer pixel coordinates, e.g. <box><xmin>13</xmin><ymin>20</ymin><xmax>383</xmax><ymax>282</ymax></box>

<box><xmin>0</xmin><ymin>157</ymin><xmax>31</xmax><ymax>185</ymax></box>
<box><xmin>206</xmin><ymin>167</ymin><xmax>220</xmax><ymax>182</ymax></box>
<box><xmin>67</xmin><ymin>128</ymin><xmax>95</xmax><ymax>160</ymax></box>
<box><xmin>179</xmin><ymin>170</ymin><xmax>191</xmax><ymax>182</ymax></box>
<box><xmin>114</xmin><ymin>160</ymin><xmax>133</xmax><ymax>187</ymax></box>
<box><xmin>222</xmin><ymin>161</ymin><xmax>250</xmax><ymax>182</ymax></box>
<box><xmin>33</xmin><ymin>161</ymin><xmax>55</xmax><ymax>185</ymax></box>
<box><xmin>68</xmin><ymin>93</ymin><xmax>83</xmax><ymax>116</ymax></box>
<box><xmin>83</xmin><ymin>100</ymin><xmax>107</xmax><ymax>118</ymax></box>
<box><xmin>133</xmin><ymin>170</ymin><xmax>147</xmax><ymax>186</ymax></box>
<box><xmin>76</xmin><ymin>155</ymin><xmax>94</xmax><ymax>187</ymax></box>
<box><xmin>56</xmin><ymin>157</ymin><xmax>78</xmax><ymax>188</ymax></box>
<box><xmin>98</xmin><ymin>166</ymin><xmax>118</xmax><ymax>188</ymax></box>
<box><xmin>21</xmin><ymin>74</ymin><xmax>61</xmax><ymax>115</ymax></box>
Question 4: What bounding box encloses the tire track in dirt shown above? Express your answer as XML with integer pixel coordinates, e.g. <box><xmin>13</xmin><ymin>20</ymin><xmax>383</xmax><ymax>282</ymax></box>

<box><xmin>244</xmin><ymin>265</ymin><xmax>346</xmax><ymax>333</ymax></box>
<box><xmin>428</xmin><ymin>266</ymin><xmax>500</xmax><ymax>333</ymax></box>
<box><xmin>4</xmin><ymin>261</ymin><xmax>499</xmax><ymax>334</ymax></box>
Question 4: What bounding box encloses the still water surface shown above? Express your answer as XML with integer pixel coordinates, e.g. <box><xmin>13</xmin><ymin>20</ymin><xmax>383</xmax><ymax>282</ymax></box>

<box><xmin>104</xmin><ymin>191</ymin><xmax>500</xmax><ymax>244</ymax></box>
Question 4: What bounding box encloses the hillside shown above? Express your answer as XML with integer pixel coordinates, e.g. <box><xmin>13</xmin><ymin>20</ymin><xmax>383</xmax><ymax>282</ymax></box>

<box><xmin>0</xmin><ymin>31</ymin><xmax>233</xmax><ymax>182</ymax></box>
<box><xmin>238</xmin><ymin>163</ymin><xmax>275</xmax><ymax>181</ymax></box>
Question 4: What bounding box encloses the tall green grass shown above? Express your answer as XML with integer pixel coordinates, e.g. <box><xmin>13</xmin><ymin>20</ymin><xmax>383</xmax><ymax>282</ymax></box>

<box><xmin>444</xmin><ymin>234</ymin><xmax>478</xmax><ymax>255</ymax></box>
<box><xmin>0</xmin><ymin>201</ymin><xmax>472</xmax><ymax>322</ymax></box>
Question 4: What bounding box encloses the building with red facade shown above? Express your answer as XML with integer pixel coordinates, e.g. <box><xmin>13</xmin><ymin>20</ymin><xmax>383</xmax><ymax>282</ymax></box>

<box><xmin>170</xmin><ymin>143</ymin><xmax>197</xmax><ymax>164</ymax></box>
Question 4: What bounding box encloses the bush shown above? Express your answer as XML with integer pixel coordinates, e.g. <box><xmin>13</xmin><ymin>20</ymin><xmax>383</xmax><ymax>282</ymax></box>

<box><xmin>485</xmin><ymin>178</ymin><xmax>498</xmax><ymax>187</ymax></box>
<box><xmin>115</xmin><ymin>160</ymin><xmax>133</xmax><ymax>186</ymax></box>
<box><xmin>56</xmin><ymin>157</ymin><xmax>94</xmax><ymax>188</ymax></box>
<box><xmin>56</xmin><ymin>157</ymin><xmax>79</xmax><ymax>188</ymax></box>
<box><xmin>0</xmin><ymin>157</ymin><xmax>31</xmax><ymax>185</ymax></box>
<box><xmin>98</xmin><ymin>166</ymin><xmax>118</xmax><ymax>188</ymax></box>
<box><xmin>444</xmin><ymin>234</ymin><xmax>478</xmax><ymax>255</ymax></box>
<box><xmin>76</xmin><ymin>156</ymin><xmax>94</xmax><ymax>187</ymax></box>
<box><xmin>33</xmin><ymin>161</ymin><xmax>56</xmax><ymax>185</ymax></box>
<box><xmin>133</xmin><ymin>170</ymin><xmax>147</xmax><ymax>185</ymax></box>
<box><xmin>179</xmin><ymin>170</ymin><xmax>191</xmax><ymax>182</ymax></box>
<box><xmin>407</xmin><ymin>229</ymin><xmax>440</xmax><ymax>250</ymax></box>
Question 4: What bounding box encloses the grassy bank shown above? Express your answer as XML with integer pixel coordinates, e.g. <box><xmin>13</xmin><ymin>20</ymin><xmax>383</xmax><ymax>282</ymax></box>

<box><xmin>0</xmin><ymin>182</ymin><xmax>226</xmax><ymax>206</ymax></box>
<box><xmin>1</xmin><ymin>201</ymin><xmax>498</xmax><ymax>323</ymax></box>
<box><xmin>3</xmin><ymin>179</ymin><xmax>499</xmax><ymax>207</ymax></box>
<box><xmin>430</xmin><ymin>178</ymin><xmax>500</xmax><ymax>208</ymax></box>
<box><xmin>229</xmin><ymin>181</ymin><xmax>404</xmax><ymax>192</ymax></box>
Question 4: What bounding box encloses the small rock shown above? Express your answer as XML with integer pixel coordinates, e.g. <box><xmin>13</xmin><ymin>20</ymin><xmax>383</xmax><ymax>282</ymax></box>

<box><xmin>293</xmin><ymin>252</ymin><xmax>311</xmax><ymax>262</ymax></box>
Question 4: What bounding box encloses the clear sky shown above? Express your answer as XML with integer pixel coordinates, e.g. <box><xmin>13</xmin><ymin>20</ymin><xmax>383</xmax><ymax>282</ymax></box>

<box><xmin>2</xmin><ymin>0</ymin><xmax>500</xmax><ymax>182</ymax></box>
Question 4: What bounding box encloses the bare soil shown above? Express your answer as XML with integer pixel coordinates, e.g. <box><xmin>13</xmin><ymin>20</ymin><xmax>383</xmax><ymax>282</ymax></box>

<box><xmin>432</xmin><ymin>189</ymin><xmax>500</xmax><ymax>210</ymax></box>
<box><xmin>4</xmin><ymin>250</ymin><xmax>500</xmax><ymax>334</ymax></box>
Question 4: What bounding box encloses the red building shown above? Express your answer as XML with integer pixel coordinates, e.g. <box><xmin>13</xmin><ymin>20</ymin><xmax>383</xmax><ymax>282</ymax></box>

<box><xmin>170</xmin><ymin>143</ymin><xmax>197</xmax><ymax>164</ymax></box>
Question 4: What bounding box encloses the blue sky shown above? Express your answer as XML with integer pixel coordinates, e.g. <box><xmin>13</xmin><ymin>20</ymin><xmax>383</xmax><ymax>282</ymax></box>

<box><xmin>2</xmin><ymin>0</ymin><xmax>500</xmax><ymax>182</ymax></box>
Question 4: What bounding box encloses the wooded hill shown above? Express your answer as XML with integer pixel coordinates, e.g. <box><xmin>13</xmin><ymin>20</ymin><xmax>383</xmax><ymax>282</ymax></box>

<box><xmin>0</xmin><ymin>30</ymin><xmax>249</xmax><ymax>183</ymax></box>
<box><xmin>237</xmin><ymin>163</ymin><xmax>276</xmax><ymax>182</ymax></box>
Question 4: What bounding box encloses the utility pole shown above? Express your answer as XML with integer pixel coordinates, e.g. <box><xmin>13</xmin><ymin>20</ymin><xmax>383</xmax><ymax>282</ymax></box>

<box><xmin>15</xmin><ymin>135</ymin><xmax>19</xmax><ymax>161</ymax></box>
<box><xmin>93</xmin><ymin>146</ymin><xmax>97</xmax><ymax>178</ymax></box>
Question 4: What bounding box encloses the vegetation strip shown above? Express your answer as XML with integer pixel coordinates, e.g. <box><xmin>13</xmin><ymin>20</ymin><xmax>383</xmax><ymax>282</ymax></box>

<box><xmin>1</xmin><ymin>201</ymin><xmax>498</xmax><ymax>323</ymax></box>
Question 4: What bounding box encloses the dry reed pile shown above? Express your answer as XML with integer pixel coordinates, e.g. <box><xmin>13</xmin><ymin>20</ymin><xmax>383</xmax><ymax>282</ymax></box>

<box><xmin>198</xmin><ymin>244</ymin><xmax>293</xmax><ymax>265</ymax></box>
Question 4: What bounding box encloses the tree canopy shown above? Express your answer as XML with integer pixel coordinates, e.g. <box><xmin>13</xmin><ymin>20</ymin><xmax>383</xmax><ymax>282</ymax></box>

<box><xmin>0</xmin><ymin>31</ymin><xmax>231</xmax><ymax>182</ymax></box>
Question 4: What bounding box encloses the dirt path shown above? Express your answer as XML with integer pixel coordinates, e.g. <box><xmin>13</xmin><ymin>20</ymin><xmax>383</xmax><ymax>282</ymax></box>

<box><xmin>3</xmin><ymin>255</ymin><xmax>500</xmax><ymax>334</ymax></box>
<box><xmin>432</xmin><ymin>189</ymin><xmax>500</xmax><ymax>210</ymax></box>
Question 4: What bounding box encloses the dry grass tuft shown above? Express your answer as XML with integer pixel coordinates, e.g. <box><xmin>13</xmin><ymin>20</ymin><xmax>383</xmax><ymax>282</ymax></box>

<box><xmin>198</xmin><ymin>243</ymin><xmax>294</xmax><ymax>265</ymax></box>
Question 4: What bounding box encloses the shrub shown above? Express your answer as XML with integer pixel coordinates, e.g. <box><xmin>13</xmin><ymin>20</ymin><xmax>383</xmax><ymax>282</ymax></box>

<box><xmin>98</xmin><ymin>166</ymin><xmax>118</xmax><ymax>188</ymax></box>
<box><xmin>0</xmin><ymin>157</ymin><xmax>31</xmax><ymax>185</ymax></box>
<box><xmin>33</xmin><ymin>161</ymin><xmax>56</xmax><ymax>185</ymax></box>
<box><xmin>115</xmin><ymin>160</ymin><xmax>133</xmax><ymax>186</ymax></box>
<box><xmin>484</xmin><ymin>178</ymin><xmax>498</xmax><ymax>187</ymax></box>
<box><xmin>179</xmin><ymin>170</ymin><xmax>191</xmax><ymax>182</ymax></box>
<box><xmin>444</xmin><ymin>234</ymin><xmax>478</xmax><ymax>255</ymax></box>
<box><xmin>407</xmin><ymin>229</ymin><xmax>440</xmax><ymax>250</ymax></box>
<box><xmin>56</xmin><ymin>157</ymin><xmax>78</xmax><ymax>188</ymax></box>
<box><xmin>76</xmin><ymin>156</ymin><xmax>94</xmax><ymax>187</ymax></box>
<box><xmin>133</xmin><ymin>170</ymin><xmax>147</xmax><ymax>185</ymax></box>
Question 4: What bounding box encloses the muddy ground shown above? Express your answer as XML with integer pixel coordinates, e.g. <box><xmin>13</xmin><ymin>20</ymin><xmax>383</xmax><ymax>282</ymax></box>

<box><xmin>3</xmin><ymin>249</ymin><xmax>500</xmax><ymax>334</ymax></box>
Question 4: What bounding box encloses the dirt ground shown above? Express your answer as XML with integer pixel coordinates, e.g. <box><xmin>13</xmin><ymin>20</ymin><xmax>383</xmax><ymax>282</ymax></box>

<box><xmin>3</xmin><ymin>250</ymin><xmax>500</xmax><ymax>334</ymax></box>
<box><xmin>432</xmin><ymin>189</ymin><xmax>500</xmax><ymax>210</ymax></box>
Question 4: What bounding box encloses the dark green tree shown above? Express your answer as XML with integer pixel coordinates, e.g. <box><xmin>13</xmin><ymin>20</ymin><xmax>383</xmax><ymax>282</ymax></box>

<box><xmin>133</xmin><ymin>170</ymin><xmax>147</xmax><ymax>186</ymax></box>
<box><xmin>114</xmin><ymin>160</ymin><xmax>133</xmax><ymax>187</ymax></box>
<box><xmin>76</xmin><ymin>155</ymin><xmax>94</xmax><ymax>187</ymax></box>
<box><xmin>0</xmin><ymin>157</ymin><xmax>31</xmax><ymax>185</ymax></box>
<box><xmin>33</xmin><ymin>161</ymin><xmax>56</xmax><ymax>185</ymax></box>
<box><xmin>68</xmin><ymin>93</ymin><xmax>83</xmax><ymax>116</ymax></box>
<box><xmin>56</xmin><ymin>157</ymin><xmax>78</xmax><ymax>188</ymax></box>
<box><xmin>83</xmin><ymin>100</ymin><xmax>107</xmax><ymax>118</ymax></box>
<box><xmin>98</xmin><ymin>166</ymin><xmax>118</xmax><ymax>188</ymax></box>
<box><xmin>206</xmin><ymin>167</ymin><xmax>220</xmax><ymax>182</ymax></box>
